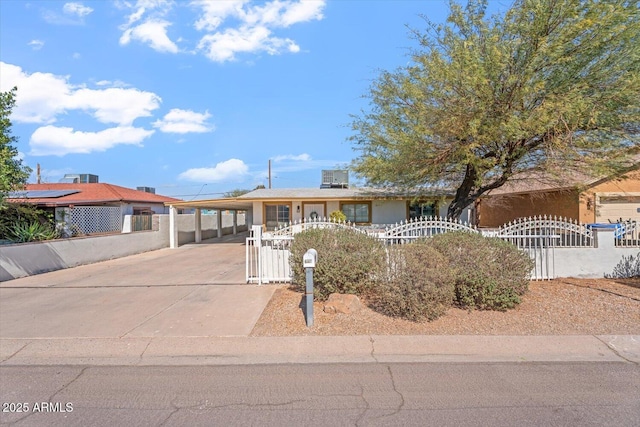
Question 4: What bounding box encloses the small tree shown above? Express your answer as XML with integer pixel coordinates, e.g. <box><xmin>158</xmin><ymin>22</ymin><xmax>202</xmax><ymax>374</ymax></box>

<box><xmin>350</xmin><ymin>0</ymin><xmax>640</xmax><ymax>219</ymax></box>
<box><xmin>0</xmin><ymin>87</ymin><xmax>30</xmax><ymax>201</ymax></box>
<box><xmin>1</xmin><ymin>87</ymin><xmax>36</xmax><ymax>240</ymax></box>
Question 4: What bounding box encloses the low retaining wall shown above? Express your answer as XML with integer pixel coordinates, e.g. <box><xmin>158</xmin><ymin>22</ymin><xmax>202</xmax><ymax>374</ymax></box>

<box><xmin>0</xmin><ymin>213</ymin><xmax>248</xmax><ymax>282</ymax></box>
<box><xmin>552</xmin><ymin>229</ymin><xmax>639</xmax><ymax>278</ymax></box>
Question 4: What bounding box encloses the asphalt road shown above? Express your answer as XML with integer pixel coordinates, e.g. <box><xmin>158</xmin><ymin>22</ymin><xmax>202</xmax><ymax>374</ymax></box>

<box><xmin>1</xmin><ymin>362</ymin><xmax>638</xmax><ymax>426</ymax></box>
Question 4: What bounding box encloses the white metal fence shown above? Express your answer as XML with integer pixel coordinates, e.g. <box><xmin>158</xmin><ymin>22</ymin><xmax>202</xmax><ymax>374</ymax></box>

<box><xmin>614</xmin><ymin>221</ymin><xmax>639</xmax><ymax>247</ymax></box>
<box><xmin>246</xmin><ymin>227</ymin><xmax>292</xmax><ymax>284</ymax></box>
<box><xmin>246</xmin><ymin>215</ymin><xmax>601</xmax><ymax>283</ymax></box>
<box><xmin>271</xmin><ymin>217</ymin><xmax>367</xmax><ymax>236</ymax></box>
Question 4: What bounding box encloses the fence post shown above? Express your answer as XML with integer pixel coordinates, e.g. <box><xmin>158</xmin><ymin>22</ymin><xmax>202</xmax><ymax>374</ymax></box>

<box><xmin>592</xmin><ymin>227</ymin><xmax>616</xmax><ymax>250</ymax></box>
<box><xmin>252</xmin><ymin>225</ymin><xmax>263</xmax><ymax>285</ymax></box>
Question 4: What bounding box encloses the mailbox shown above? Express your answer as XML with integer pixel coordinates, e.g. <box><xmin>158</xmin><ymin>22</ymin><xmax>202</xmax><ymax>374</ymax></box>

<box><xmin>303</xmin><ymin>249</ymin><xmax>318</xmax><ymax>269</ymax></box>
<box><xmin>302</xmin><ymin>249</ymin><xmax>318</xmax><ymax>327</ymax></box>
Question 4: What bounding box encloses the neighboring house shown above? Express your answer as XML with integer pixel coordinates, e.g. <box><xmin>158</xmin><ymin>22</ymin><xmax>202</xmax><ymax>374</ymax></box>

<box><xmin>476</xmin><ymin>168</ymin><xmax>640</xmax><ymax>227</ymax></box>
<box><xmin>7</xmin><ymin>183</ymin><xmax>181</xmax><ymax>234</ymax></box>
<box><xmin>166</xmin><ymin>186</ymin><xmax>474</xmax><ymax>232</ymax></box>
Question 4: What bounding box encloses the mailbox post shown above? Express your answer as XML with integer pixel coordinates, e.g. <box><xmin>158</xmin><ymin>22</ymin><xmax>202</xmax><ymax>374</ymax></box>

<box><xmin>302</xmin><ymin>249</ymin><xmax>318</xmax><ymax>327</ymax></box>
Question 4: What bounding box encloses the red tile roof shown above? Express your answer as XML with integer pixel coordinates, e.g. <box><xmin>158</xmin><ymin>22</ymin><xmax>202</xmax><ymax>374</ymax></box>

<box><xmin>7</xmin><ymin>183</ymin><xmax>181</xmax><ymax>207</ymax></box>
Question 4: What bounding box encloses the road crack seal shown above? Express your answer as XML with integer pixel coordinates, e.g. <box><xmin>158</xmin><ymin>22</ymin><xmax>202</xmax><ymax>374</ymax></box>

<box><xmin>594</xmin><ymin>335</ymin><xmax>639</xmax><ymax>365</ymax></box>
<box><xmin>49</xmin><ymin>366</ymin><xmax>89</xmax><ymax>402</ymax></box>
<box><xmin>355</xmin><ymin>385</ymin><xmax>371</xmax><ymax>427</ymax></box>
<box><xmin>12</xmin><ymin>367</ymin><xmax>89</xmax><ymax>425</ymax></box>
<box><xmin>369</xmin><ymin>336</ymin><xmax>379</xmax><ymax>363</ymax></box>
<box><xmin>137</xmin><ymin>339</ymin><xmax>153</xmax><ymax>365</ymax></box>
<box><xmin>0</xmin><ymin>342</ymin><xmax>29</xmax><ymax>364</ymax></box>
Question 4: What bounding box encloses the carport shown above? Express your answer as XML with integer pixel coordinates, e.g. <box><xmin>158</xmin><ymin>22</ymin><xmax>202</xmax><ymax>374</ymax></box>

<box><xmin>164</xmin><ymin>199</ymin><xmax>253</xmax><ymax>248</ymax></box>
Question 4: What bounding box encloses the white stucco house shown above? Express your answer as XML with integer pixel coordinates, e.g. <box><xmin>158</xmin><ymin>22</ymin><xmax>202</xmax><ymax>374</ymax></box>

<box><xmin>164</xmin><ymin>184</ymin><xmax>474</xmax><ymax>247</ymax></box>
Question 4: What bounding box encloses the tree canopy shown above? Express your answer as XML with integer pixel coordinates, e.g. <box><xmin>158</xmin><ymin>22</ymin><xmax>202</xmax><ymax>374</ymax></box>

<box><xmin>350</xmin><ymin>0</ymin><xmax>640</xmax><ymax>219</ymax></box>
<box><xmin>1</xmin><ymin>87</ymin><xmax>30</xmax><ymax>202</ymax></box>
<box><xmin>224</xmin><ymin>188</ymin><xmax>251</xmax><ymax>198</ymax></box>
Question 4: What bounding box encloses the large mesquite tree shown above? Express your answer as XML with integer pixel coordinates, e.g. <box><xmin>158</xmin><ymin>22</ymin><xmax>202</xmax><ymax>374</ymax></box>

<box><xmin>350</xmin><ymin>0</ymin><xmax>640</xmax><ymax>219</ymax></box>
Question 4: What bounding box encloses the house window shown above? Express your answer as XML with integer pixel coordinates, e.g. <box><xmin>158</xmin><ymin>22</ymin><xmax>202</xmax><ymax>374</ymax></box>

<box><xmin>408</xmin><ymin>201</ymin><xmax>438</xmax><ymax>220</ymax></box>
<box><xmin>265</xmin><ymin>204</ymin><xmax>291</xmax><ymax>230</ymax></box>
<box><xmin>341</xmin><ymin>202</ymin><xmax>371</xmax><ymax>224</ymax></box>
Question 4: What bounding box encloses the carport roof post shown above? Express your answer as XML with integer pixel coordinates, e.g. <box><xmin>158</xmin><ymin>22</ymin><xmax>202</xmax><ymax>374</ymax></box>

<box><xmin>170</xmin><ymin>205</ymin><xmax>178</xmax><ymax>249</ymax></box>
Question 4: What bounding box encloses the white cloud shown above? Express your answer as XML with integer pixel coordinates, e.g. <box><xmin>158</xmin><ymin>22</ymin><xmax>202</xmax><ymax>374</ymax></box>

<box><xmin>193</xmin><ymin>1</ymin><xmax>325</xmax><ymax>62</ymax></box>
<box><xmin>0</xmin><ymin>62</ymin><xmax>161</xmax><ymax>126</ymax></box>
<box><xmin>197</xmin><ymin>25</ymin><xmax>298</xmax><ymax>62</ymax></box>
<box><xmin>63</xmin><ymin>2</ymin><xmax>93</xmax><ymax>17</ymax></box>
<box><xmin>0</xmin><ymin>62</ymin><xmax>72</xmax><ymax>124</ymax></box>
<box><xmin>43</xmin><ymin>2</ymin><xmax>93</xmax><ymax>25</ymax></box>
<box><xmin>179</xmin><ymin>159</ymin><xmax>249</xmax><ymax>182</ymax></box>
<box><xmin>30</xmin><ymin>125</ymin><xmax>155</xmax><ymax>156</ymax></box>
<box><xmin>153</xmin><ymin>108</ymin><xmax>214</xmax><ymax>133</ymax></box>
<box><xmin>242</xmin><ymin>0</ymin><xmax>325</xmax><ymax>28</ymax></box>
<box><xmin>120</xmin><ymin>19</ymin><xmax>179</xmax><ymax>53</ymax></box>
<box><xmin>119</xmin><ymin>1</ymin><xmax>179</xmax><ymax>54</ymax></box>
<box><xmin>72</xmin><ymin>52</ymin><xmax>81</xmax><ymax>59</ymax></box>
<box><xmin>272</xmin><ymin>153</ymin><xmax>311</xmax><ymax>162</ymax></box>
<box><xmin>115</xmin><ymin>0</ymin><xmax>324</xmax><ymax>62</ymax></box>
<box><xmin>28</xmin><ymin>40</ymin><xmax>44</xmax><ymax>50</ymax></box>
<box><xmin>192</xmin><ymin>0</ymin><xmax>247</xmax><ymax>31</ymax></box>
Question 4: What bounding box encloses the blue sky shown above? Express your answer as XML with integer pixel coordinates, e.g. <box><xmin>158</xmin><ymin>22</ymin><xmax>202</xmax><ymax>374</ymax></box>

<box><xmin>0</xmin><ymin>0</ymin><xmax>465</xmax><ymax>200</ymax></box>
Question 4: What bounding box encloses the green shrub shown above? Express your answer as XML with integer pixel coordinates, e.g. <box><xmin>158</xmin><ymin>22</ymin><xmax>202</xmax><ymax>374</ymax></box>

<box><xmin>370</xmin><ymin>244</ymin><xmax>455</xmax><ymax>321</ymax></box>
<box><xmin>329</xmin><ymin>210</ymin><xmax>347</xmax><ymax>223</ymax></box>
<box><xmin>290</xmin><ymin>227</ymin><xmax>385</xmax><ymax>301</ymax></box>
<box><xmin>426</xmin><ymin>232</ymin><xmax>533</xmax><ymax>311</ymax></box>
<box><xmin>0</xmin><ymin>203</ymin><xmax>57</xmax><ymax>242</ymax></box>
<box><xmin>10</xmin><ymin>221</ymin><xmax>59</xmax><ymax>243</ymax></box>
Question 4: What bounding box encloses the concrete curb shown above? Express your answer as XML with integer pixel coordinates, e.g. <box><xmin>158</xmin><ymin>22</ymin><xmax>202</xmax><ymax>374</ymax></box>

<box><xmin>1</xmin><ymin>335</ymin><xmax>638</xmax><ymax>366</ymax></box>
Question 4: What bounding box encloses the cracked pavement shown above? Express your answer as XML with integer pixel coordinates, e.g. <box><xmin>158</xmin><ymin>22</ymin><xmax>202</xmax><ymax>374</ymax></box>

<box><xmin>2</xmin><ymin>363</ymin><xmax>639</xmax><ymax>426</ymax></box>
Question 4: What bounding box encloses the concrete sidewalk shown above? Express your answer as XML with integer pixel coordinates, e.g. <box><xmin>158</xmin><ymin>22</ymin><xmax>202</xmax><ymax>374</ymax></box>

<box><xmin>1</xmin><ymin>335</ymin><xmax>638</xmax><ymax>366</ymax></box>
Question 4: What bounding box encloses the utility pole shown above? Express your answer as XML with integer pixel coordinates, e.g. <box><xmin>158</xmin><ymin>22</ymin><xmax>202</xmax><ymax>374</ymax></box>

<box><xmin>268</xmin><ymin>159</ymin><xmax>272</xmax><ymax>189</ymax></box>
<box><xmin>37</xmin><ymin>163</ymin><xmax>41</xmax><ymax>184</ymax></box>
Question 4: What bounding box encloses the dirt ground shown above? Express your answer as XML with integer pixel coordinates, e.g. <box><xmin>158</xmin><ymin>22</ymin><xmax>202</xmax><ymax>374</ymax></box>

<box><xmin>251</xmin><ymin>278</ymin><xmax>640</xmax><ymax>336</ymax></box>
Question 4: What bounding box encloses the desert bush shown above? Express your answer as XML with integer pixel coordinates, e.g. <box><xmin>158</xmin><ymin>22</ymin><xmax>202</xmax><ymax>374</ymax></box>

<box><xmin>290</xmin><ymin>228</ymin><xmax>385</xmax><ymax>300</ymax></box>
<box><xmin>370</xmin><ymin>244</ymin><xmax>455</xmax><ymax>321</ymax></box>
<box><xmin>426</xmin><ymin>232</ymin><xmax>533</xmax><ymax>311</ymax></box>
<box><xmin>329</xmin><ymin>210</ymin><xmax>347</xmax><ymax>223</ymax></box>
<box><xmin>605</xmin><ymin>252</ymin><xmax>640</xmax><ymax>279</ymax></box>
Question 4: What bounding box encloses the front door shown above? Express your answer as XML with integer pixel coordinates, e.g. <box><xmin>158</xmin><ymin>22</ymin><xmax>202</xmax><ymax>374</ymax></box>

<box><xmin>303</xmin><ymin>203</ymin><xmax>325</xmax><ymax>221</ymax></box>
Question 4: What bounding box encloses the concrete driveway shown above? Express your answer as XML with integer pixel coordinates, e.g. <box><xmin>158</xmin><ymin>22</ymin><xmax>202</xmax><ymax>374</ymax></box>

<box><xmin>0</xmin><ymin>233</ymin><xmax>277</xmax><ymax>338</ymax></box>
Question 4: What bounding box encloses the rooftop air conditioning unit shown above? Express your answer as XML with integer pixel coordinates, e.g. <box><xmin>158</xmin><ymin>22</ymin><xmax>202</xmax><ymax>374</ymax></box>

<box><xmin>137</xmin><ymin>186</ymin><xmax>156</xmax><ymax>194</ymax></box>
<box><xmin>60</xmin><ymin>173</ymin><xmax>99</xmax><ymax>183</ymax></box>
<box><xmin>321</xmin><ymin>170</ymin><xmax>349</xmax><ymax>189</ymax></box>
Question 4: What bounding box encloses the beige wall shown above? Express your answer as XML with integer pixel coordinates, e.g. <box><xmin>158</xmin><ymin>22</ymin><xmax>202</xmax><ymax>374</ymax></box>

<box><xmin>579</xmin><ymin>170</ymin><xmax>640</xmax><ymax>223</ymax></box>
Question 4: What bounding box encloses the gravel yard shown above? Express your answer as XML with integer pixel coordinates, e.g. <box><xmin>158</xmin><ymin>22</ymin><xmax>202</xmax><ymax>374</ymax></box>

<box><xmin>250</xmin><ymin>278</ymin><xmax>640</xmax><ymax>336</ymax></box>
